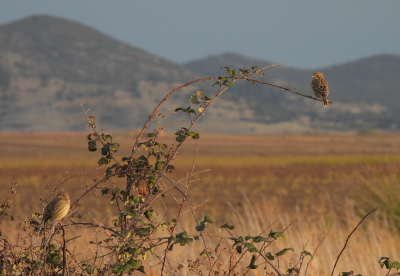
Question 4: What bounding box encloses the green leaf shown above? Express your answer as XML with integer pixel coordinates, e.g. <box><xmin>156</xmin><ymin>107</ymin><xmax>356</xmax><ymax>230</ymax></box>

<box><xmin>188</xmin><ymin>131</ymin><xmax>200</xmax><ymax>139</ymax></box>
<box><xmin>174</xmin><ymin>107</ymin><xmax>183</xmax><ymax>113</ymax></box>
<box><xmin>177</xmin><ymin>236</ymin><xmax>190</xmax><ymax>245</ymax></box>
<box><xmin>287</xmin><ymin>268</ymin><xmax>300</xmax><ymax>274</ymax></box>
<box><xmin>248</xmin><ymin>255</ymin><xmax>258</xmax><ymax>269</ymax></box>
<box><xmin>197</xmin><ymin>90</ymin><xmax>204</xmax><ymax>96</ymax></box>
<box><xmin>160</xmin><ymin>222</ymin><xmax>169</xmax><ymax>228</ymax></box>
<box><xmin>381</xmin><ymin>258</ymin><xmax>400</xmax><ymax>270</ymax></box>
<box><xmin>175</xmin><ymin>231</ymin><xmax>192</xmax><ymax>246</ymax></box>
<box><xmin>147</xmin><ymin>133</ymin><xmax>156</xmax><ymax>137</ymax></box>
<box><xmin>252</xmin><ymin>81</ymin><xmax>256</xmax><ymax>87</ymax></box>
<box><xmin>50</xmin><ymin>254</ymin><xmax>61</xmax><ymax>265</ymax></box>
<box><xmin>98</xmin><ymin>157</ymin><xmax>111</xmax><ymax>166</ymax></box>
<box><xmin>302</xmin><ymin>250</ymin><xmax>313</xmax><ymax>259</ymax></box>
<box><xmin>122</xmin><ymin>264</ymin><xmax>132</xmax><ymax>272</ymax></box>
<box><xmin>190</xmin><ymin>94</ymin><xmax>200</xmax><ymax>104</ymax></box>
<box><xmin>86</xmin><ymin>134</ymin><xmax>92</xmax><ymax>141</ymax></box>
<box><xmin>200</xmin><ymin>249</ymin><xmax>212</xmax><ymax>257</ymax></box>
<box><xmin>227</xmin><ymin>81</ymin><xmax>234</xmax><ymax>86</ymax></box>
<box><xmin>176</xmin><ymin>231</ymin><xmax>189</xmax><ymax>238</ymax></box>
<box><xmin>245</xmin><ymin>243</ymin><xmax>258</xmax><ymax>253</ymax></box>
<box><xmin>391</xmin><ymin>261</ymin><xmax>400</xmax><ymax>269</ymax></box>
<box><xmin>137</xmin><ymin>265</ymin><xmax>145</xmax><ymax>273</ymax></box>
<box><xmin>102</xmin><ymin>133</ymin><xmax>112</xmax><ymax>141</ymax></box>
<box><xmin>176</xmin><ymin>135</ymin><xmax>185</xmax><ymax>142</ymax></box>
<box><xmin>251</xmin><ymin>65</ymin><xmax>258</xmax><ymax>70</ymax></box>
<box><xmin>88</xmin><ymin>140</ymin><xmax>97</xmax><ymax>151</ymax></box>
<box><xmin>275</xmin><ymin>248</ymin><xmax>294</xmax><ymax>257</ymax></box>
<box><xmin>155</xmin><ymin>162</ymin><xmax>163</xmax><ymax>170</ymax></box>
<box><xmin>182</xmin><ymin>106</ymin><xmax>192</xmax><ymax>113</ymax></box>
<box><xmin>158</xmin><ymin>143</ymin><xmax>168</xmax><ymax>150</ymax></box>
<box><xmin>196</xmin><ymin>223</ymin><xmax>205</xmax><ymax>232</ymax></box>
<box><xmin>144</xmin><ymin>209</ymin><xmax>157</xmax><ymax>220</ymax></box>
<box><xmin>187</xmin><ymin>108</ymin><xmax>196</xmax><ymax>115</ymax></box>
<box><xmin>236</xmin><ymin>245</ymin><xmax>242</xmax><ymax>254</ymax></box>
<box><xmin>220</xmin><ymin>223</ymin><xmax>234</xmax><ymax>231</ymax></box>
<box><xmin>148</xmin><ymin>174</ymin><xmax>157</xmax><ymax>184</ymax></box>
<box><xmin>239</xmin><ymin>68</ymin><xmax>250</xmax><ymax>75</ymax></box>
<box><xmin>226</xmin><ymin>69</ymin><xmax>237</xmax><ymax>77</ymax></box>
<box><xmin>338</xmin><ymin>272</ymin><xmax>355</xmax><ymax>276</ymax></box>
<box><xmin>112</xmin><ymin>264</ymin><xmax>122</xmax><ymax>273</ymax></box>
<box><xmin>109</xmin><ymin>143</ymin><xmax>120</xmax><ymax>152</ymax></box>
<box><xmin>252</xmin><ymin>236</ymin><xmax>265</xmax><ymax>243</ymax></box>
<box><xmin>268</xmin><ymin>230</ymin><xmax>283</xmax><ymax>240</ymax></box>
<box><xmin>245</xmin><ymin>235</ymin><xmax>252</xmax><ymax>241</ymax></box>
<box><xmin>233</xmin><ymin>236</ymin><xmax>244</xmax><ymax>247</ymax></box>
<box><xmin>166</xmin><ymin>165</ymin><xmax>175</xmax><ymax>173</ymax></box>
<box><xmin>101</xmin><ymin>145</ymin><xmax>109</xmax><ymax>155</ymax></box>
<box><xmin>104</xmin><ymin>168</ymin><xmax>112</xmax><ymax>177</ymax></box>
<box><xmin>203</xmin><ymin>215</ymin><xmax>213</xmax><ymax>224</ymax></box>
<box><xmin>265</xmin><ymin>252</ymin><xmax>275</xmax><ymax>260</ymax></box>
<box><xmin>379</xmin><ymin>257</ymin><xmax>390</xmax><ymax>269</ymax></box>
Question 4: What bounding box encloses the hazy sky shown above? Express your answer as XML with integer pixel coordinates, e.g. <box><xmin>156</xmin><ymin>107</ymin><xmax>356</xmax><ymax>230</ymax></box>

<box><xmin>1</xmin><ymin>1</ymin><xmax>400</xmax><ymax>69</ymax></box>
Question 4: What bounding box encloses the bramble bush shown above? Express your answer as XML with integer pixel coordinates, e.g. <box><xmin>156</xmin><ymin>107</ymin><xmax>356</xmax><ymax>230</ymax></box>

<box><xmin>0</xmin><ymin>65</ymin><xmax>398</xmax><ymax>276</ymax></box>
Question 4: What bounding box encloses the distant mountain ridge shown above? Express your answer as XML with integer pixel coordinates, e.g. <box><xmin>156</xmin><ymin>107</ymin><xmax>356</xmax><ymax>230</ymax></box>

<box><xmin>0</xmin><ymin>15</ymin><xmax>399</xmax><ymax>133</ymax></box>
<box><xmin>185</xmin><ymin>52</ymin><xmax>400</xmax><ymax>132</ymax></box>
<box><xmin>0</xmin><ymin>15</ymin><xmax>201</xmax><ymax>131</ymax></box>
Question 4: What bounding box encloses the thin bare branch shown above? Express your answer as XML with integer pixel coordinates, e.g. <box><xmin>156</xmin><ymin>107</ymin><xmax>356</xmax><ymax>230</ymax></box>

<box><xmin>331</xmin><ymin>207</ymin><xmax>377</xmax><ymax>276</ymax></box>
<box><xmin>304</xmin><ymin>224</ymin><xmax>331</xmax><ymax>276</ymax></box>
<box><xmin>244</xmin><ymin>77</ymin><xmax>334</xmax><ymax>104</ymax></box>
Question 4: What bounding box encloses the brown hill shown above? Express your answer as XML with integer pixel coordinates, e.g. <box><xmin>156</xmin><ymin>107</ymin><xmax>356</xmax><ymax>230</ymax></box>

<box><xmin>0</xmin><ymin>15</ymin><xmax>399</xmax><ymax>133</ymax></box>
<box><xmin>0</xmin><ymin>15</ymin><xmax>201</xmax><ymax>132</ymax></box>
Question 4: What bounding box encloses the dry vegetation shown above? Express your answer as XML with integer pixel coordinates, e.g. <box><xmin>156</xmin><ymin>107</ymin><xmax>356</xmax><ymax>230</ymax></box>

<box><xmin>1</xmin><ymin>132</ymin><xmax>400</xmax><ymax>275</ymax></box>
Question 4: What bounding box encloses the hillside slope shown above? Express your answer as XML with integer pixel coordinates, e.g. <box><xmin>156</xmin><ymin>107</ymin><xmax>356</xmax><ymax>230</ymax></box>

<box><xmin>0</xmin><ymin>15</ymin><xmax>399</xmax><ymax>133</ymax></box>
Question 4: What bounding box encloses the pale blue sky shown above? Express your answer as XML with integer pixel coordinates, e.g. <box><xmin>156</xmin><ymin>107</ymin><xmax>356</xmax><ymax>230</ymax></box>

<box><xmin>1</xmin><ymin>1</ymin><xmax>399</xmax><ymax>69</ymax></box>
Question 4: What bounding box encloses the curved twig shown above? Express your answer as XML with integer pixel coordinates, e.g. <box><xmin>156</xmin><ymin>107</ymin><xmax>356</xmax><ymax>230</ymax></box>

<box><xmin>244</xmin><ymin>77</ymin><xmax>334</xmax><ymax>104</ymax></box>
<box><xmin>330</xmin><ymin>207</ymin><xmax>377</xmax><ymax>276</ymax></box>
<box><xmin>68</xmin><ymin>221</ymin><xmax>122</xmax><ymax>237</ymax></box>
<box><xmin>304</xmin><ymin>224</ymin><xmax>331</xmax><ymax>276</ymax></box>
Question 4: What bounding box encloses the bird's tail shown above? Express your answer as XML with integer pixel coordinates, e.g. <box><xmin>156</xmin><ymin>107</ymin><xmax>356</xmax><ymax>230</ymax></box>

<box><xmin>323</xmin><ymin>97</ymin><xmax>329</xmax><ymax>107</ymax></box>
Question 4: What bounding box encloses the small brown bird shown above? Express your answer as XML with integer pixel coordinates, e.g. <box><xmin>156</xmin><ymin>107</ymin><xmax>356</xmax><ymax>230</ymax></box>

<box><xmin>38</xmin><ymin>192</ymin><xmax>70</xmax><ymax>230</ymax></box>
<box><xmin>311</xmin><ymin>72</ymin><xmax>329</xmax><ymax>107</ymax></box>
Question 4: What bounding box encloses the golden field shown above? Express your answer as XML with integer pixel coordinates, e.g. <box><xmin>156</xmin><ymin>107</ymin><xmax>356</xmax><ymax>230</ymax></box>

<box><xmin>1</xmin><ymin>132</ymin><xmax>400</xmax><ymax>275</ymax></box>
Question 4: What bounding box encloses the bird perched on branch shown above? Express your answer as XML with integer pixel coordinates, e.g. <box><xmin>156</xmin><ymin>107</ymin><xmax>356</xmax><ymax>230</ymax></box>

<box><xmin>38</xmin><ymin>192</ymin><xmax>70</xmax><ymax>230</ymax></box>
<box><xmin>311</xmin><ymin>72</ymin><xmax>329</xmax><ymax>107</ymax></box>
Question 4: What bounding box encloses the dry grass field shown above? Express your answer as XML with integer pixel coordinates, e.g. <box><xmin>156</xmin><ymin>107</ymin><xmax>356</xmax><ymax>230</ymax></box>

<box><xmin>1</xmin><ymin>132</ymin><xmax>400</xmax><ymax>275</ymax></box>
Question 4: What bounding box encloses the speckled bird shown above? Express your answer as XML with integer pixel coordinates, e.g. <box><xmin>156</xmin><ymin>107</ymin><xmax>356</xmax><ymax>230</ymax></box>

<box><xmin>311</xmin><ymin>72</ymin><xmax>329</xmax><ymax>107</ymax></box>
<box><xmin>38</xmin><ymin>192</ymin><xmax>70</xmax><ymax>230</ymax></box>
